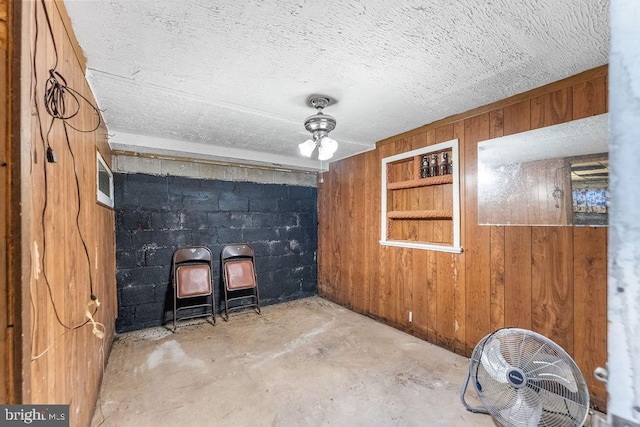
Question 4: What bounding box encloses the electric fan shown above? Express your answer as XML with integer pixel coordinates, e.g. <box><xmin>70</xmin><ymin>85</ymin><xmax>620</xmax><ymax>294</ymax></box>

<box><xmin>460</xmin><ymin>328</ymin><xmax>590</xmax><ymax>427</ymax></box>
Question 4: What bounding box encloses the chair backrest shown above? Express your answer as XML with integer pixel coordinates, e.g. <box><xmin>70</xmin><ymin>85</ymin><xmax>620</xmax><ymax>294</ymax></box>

<box><xmin>173</xmin><ymin>246</ymin><xmax>212</xmax><ymax>298</ymax></box>
<box><xmin>221</xmin><ymin>243</ymin><xmax>254</xmax><ymax>261</ymax></box>
<box><xmin>174</xmin><ymin>246</ymin><xmax>212</xmax><ymax>264</ymax></box>
<box><xmin>221</xmin><ymin>244</ymin><xmax>256</xmax><ymax>291</ymax></box>
<box><xmin>224</xmin><ymin>260</ymin><xmax>256</xmax><ymax>290</ymax></box>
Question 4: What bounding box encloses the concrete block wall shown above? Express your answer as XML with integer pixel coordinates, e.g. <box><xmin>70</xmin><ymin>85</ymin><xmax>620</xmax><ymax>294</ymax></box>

<box><xmin>114</xmin><ymin>171</ymin><xmax>318</xmax><ymax>332</ymax></box>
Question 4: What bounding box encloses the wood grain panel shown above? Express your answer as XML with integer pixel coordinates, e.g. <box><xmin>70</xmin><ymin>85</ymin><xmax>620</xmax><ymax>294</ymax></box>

<box><xmin>572</xmin><ymin>73</ymin><xmax>608</xmax><ymax>409</ymax></box>
<box><xmin>573</xmin><ymin>77</ymin><xmax>607</xmax><ymax>120</ymax></box>
<box><xmin>351</xmin><ymin>155</ymin><xmax>367</xmax><ymax>314</ymax></box>
<box><xmin>317</xmin><ymin>67</ymin><xmax>608</xmax><ymax>409</ymax></box>
<box><xmin>530</xmin><ymin>87</ymin><xmax>575</xmax><ymax>354</ymax></box>
<box><xmin>362</xmin><ymin>149</ymin><xmax>379</xmax><ymax>316</ymax></box>
<box><xmin>19</xmin><ymin>1</ymin><xmax>116</xmax><ymax>423</ymax></box>
<box><xmin>463</xmin><ymin>114</ymin><xmax>491</xmax><ymax>353</ymax></box>
<box><xmin>573</xmin><ymin>227</ymin><xmax>607</xmax><ymax>410</ymax></box>
<box><xmin>501</xmin><ymin>101</ymin><xmax>533</xmax><ymax>330</ymax></box>
<box><xmin>451</xmin><ymin>120</ymin><xmax>466</xmax><ymax>354</ymax></box>
<box><xmin>432</xmin><ymin>125</ymin><xmax>456</xmax><ymax>347</ymax></box>
<box><xmin>488</xmin><ymin>111</ymin><xmax>505</xmax><ymax>331</ymax></box>
<box><xmin>531</xmin><ymin>227</ymin><xmax>574</xmax><ymax>353</ymax></box>
<box><xmin>1</xmin><ymin>0</ymin><xmax>9</xmax><ymax>403</ymax></box>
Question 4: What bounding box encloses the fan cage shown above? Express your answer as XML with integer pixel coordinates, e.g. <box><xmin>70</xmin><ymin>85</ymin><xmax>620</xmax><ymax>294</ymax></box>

<box><xmin>470</xmin><ymin>328</ymin><xmax>590</xmax><ymax>427</ymax></box>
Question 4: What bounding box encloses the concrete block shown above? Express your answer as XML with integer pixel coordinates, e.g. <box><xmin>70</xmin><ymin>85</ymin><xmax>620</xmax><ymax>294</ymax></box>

<box><xmin>120</xmin><ymin>210</ymin><xmax>152</xmax><ymax>231</ymax></box>
<box><xmin>114</xmin><ymin>156</ymin><xmax>162</xmax><ymax>175</ymax></box>
<box><xmin>226</xmin><ymin>212</ymin><xmax>251</xmax><ymax>228</ymax></box>
<box><xmin>197</xmin><ymin>163</ymin><xmax>227</xmax><ymax>180</ymax></box>
<box><xmin>144</xmin><ymin>246</ymin><xmax>176</xmax><ymax>267</ymax></box>
<box><xmin>120</xmin><ymin>284</ymin><xmax>157</xmax><ymax>307</ymax></box>
<box><xmin>278</xmin><ymin>198</ymin><xmax>299</xmax><ymax>212</ymax></box>
<box><xmin>246</xmin><ymin>168</ymin><xmax>274</xmax><ymax>184</ymax></box>
<box><xmin>121</xmin><ymin>266</ymin><xmax>166</xmax><ymax>287</ymax></box>
<box><xmin>289</xmin><ymin>186</ymin><xmax>313</xmax><ymax>199</ymax></box>
<box><xmin>211</xmin><ymin>180</ymin><xmax>234</xmax><ymax>193</ymax></box>
<box><xmin>216</xmin><ymin>227</ymin><xmax>242</xmax><ymax>245</ymax></box>
<box><xmin>249</xmin><ymin>198</ymin><xmax>279</xmax><ymax>212</ymax></box>
<box><xmin>168</xmin><ymin>175</ymin><xmax>202</xmax><ymax>194</ymax></box>
<box><xmin>160</xmin><ymin>159</ymin><xmax>199</xmax><ymax>177</ymax></box>
<box><xmin>130</xmin><ymin>230</ymin><xmax>165</xmax><ymax>248</ymax></box>
<box><xmin>164</xmin><ymin>230</ymin><xmax>195</xmax><ymax>248</ymax></box>
<box><xmin>151</xmin><ymin>212</ymin><xmax>184</xmax><ymax>231</ymax></box>
<box><xmin>134</xmin><ymin>302</ymin><xmax>164</xmax><ymax>324</ymax></box>
<box><xmin>251</xmin><ymin>212</ymin><xmax>278</xmax><ymax>228</ymax></box>
<box><xmin>115</xmin><ymin>307</ymin><xmax>135</xmax><ymax>333</ymax></box>
<box><xmin>183</xmin><ymin>194</ymin><xmax>219</xmax><ymax>212</ymax></box>
<box><xmin>219</xmin><ymin>194</ymin><xmax>249</xmax><ymax>212</ymax></box>
<box><xmin>279</xmin><ymin>212</ymin><xmax>299</xmax><ymax>227</ymax></box>
<box><xmin>227</xmin><ymin>166</ymin><xmax>249</xmax><ymax>182</ymax></box>
<box><xmin>241</xmin><ymin>227</ymin><xmax>270</xmax><ymax>242</ymax></box>
<box><xmin>139</xmin><ymin>191</ymin><xmax>169</xmax><ymax>209</ymax></box>
<box><xmin>207</xmin><ymin>212</ymin><xmax>230</xmax><ymax>227</ymax></box>
<box><xmin>116</xmin><ymin>250</ymin><xmax>145</xmax><ymax>269</ymax></box>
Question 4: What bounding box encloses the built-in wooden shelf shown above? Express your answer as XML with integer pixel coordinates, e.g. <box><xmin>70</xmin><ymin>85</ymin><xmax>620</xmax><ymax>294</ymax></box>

<box><xmin>387</xmin><ymin>174</ymin><xmax>453</xmax><ymax>190</ymax></box>
<box><xmin>381</xmin><ymin>139</ymin><xmax>461</xmax><ymax>253</ymax></box>
<box><xmin>387</xmin><ymin>209</ymin><xmax>453</xmax><ymax>220</ymax></box>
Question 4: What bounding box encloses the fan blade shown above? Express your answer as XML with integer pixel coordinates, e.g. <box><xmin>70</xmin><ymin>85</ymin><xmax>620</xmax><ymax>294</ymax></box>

<box><xmin>499</xmin><ymin>388</ymin><xmax>542</xmax><ymax>427</ymax></box>
<box><xmin>480</xmin><ymin>338</ymin><xmax>512</xmax><ymax>383</ymax></box>
<box><xmin>526</xmin><ymin>354</ymin><xmax>578</xmax><ymax>393</ymax></box>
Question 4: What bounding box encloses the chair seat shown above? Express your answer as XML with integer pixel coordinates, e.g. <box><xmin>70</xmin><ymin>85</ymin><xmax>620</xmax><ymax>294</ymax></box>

<box><xmin>224</xmin><ymin>260</ymin><xmax>256</xmax><ymax>290</ymax></box>
<box><xmin>176</xmin><ymin>264</ymin><xmax>211</xmax><ymax>298</ymax></box>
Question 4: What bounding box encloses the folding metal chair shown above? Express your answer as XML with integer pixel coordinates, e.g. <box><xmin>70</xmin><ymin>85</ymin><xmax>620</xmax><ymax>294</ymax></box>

<box><xmin>221</xmin><ymin>243</ymin><xmax>261</xmax><ymax>320</ymax></box>
<box><xmin>172</xmin><ymin>246</ymin><xmax>216</xmax><ymax>331</ymax></box>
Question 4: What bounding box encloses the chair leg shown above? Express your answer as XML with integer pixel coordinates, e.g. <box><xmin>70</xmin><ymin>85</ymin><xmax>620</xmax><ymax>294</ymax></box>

<box><xmin>255</xmin><ymin>286</ymin><xmax>261</xmax><ymax>315</ymax></box>
<box><xmin>223</xmin><ymin>286</ymin><xmax>229</xmax><ymax>321</ymax></box>
<box><xmin>173</xmin><ymin>286</ymin><xmax>177</xmax><ymax>332</ymax></box>
<box><xmin>211</xmin><ymin>292</ymin><xmax>217</xmax><ymax>325</ymax></box>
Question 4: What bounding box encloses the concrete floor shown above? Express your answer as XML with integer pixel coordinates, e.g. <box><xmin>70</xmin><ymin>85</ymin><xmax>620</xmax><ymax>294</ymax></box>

<box><xmin>92</xmin><ymin>297</ymin><xmax>496</xmax><ymax>426</ymax></box>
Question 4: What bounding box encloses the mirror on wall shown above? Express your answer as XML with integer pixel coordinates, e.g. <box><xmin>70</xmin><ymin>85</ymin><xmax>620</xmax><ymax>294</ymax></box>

<box><xmin>477</xmin><ymin>113</ymin><xmax>609</xmax><ymax>226</ymax></box>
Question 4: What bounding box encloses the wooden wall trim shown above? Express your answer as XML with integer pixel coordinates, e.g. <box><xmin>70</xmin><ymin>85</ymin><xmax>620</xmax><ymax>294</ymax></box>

<box><xmin>1</xmin><ymin>0</ymin><xmax>10</xmax><ymax>405</ymax></box>
<box><xmin>18</xmin><ymin>0</ymin><xmax>32</xmax><ymax>403</ymax></box>
<box><xmin>376</xmin><ymin>65</ymin><xmax>608</xmax><ymax>148</ymax></box>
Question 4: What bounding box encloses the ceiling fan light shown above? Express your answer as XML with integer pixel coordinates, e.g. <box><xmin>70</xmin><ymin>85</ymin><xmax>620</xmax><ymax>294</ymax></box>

<box><xmin>317</xmin><ymin>148</ymin><xmax>334</xmax><ymax>161</ymax></box>
<box><xmin>317</xmin><ymin>140</ymin><xmax>336</xmax><ymax>161</ymax></box>
<box><xmin>298</xmin><ymin>139</ymin><xmax>316</xmax><ymax>157</ymax></box>
<box><xmin>320</xmin><ymin>137</ymin><xmax>338</xmax><ymax>154</ymax></box>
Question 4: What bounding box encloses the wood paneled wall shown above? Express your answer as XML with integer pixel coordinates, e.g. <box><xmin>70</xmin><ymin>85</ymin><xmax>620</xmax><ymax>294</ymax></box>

<box><xmin>1</xmin><ymin>0</ymin><xmax>11</xmax><ymax>405</ymax></box>
<box><xmin>14</xmin><ymin>1</ymin><xmax>117</xmax><ymax>424</ymax></box>
<box><xmin>317</xmin><ymin>66</ymin><xmax>608</xmax><ymax>409</ymax></box>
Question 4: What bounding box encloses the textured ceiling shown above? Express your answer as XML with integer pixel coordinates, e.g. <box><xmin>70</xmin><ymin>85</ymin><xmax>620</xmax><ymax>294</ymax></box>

<box><xmin>64</xmin><ymin>0</ymin><xmax>609</xmax><ymax>171</ymax></box>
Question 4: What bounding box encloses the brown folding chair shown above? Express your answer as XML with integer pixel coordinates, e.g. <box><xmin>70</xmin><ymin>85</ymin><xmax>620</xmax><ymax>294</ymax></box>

<box><xmin>221</xmin><ymin>243</ymin><xmax>261</xmax><ymax>321</ymax></box>
<box><xmin>172</xmin><ymin>246</ymin><xmax>216</xmax><ymax>331</ymax></box>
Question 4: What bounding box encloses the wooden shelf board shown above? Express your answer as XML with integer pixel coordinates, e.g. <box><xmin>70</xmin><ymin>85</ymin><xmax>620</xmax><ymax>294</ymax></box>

<box><xmin>387</xmin><ymin>174</ymin><xmax>453</xmax><ymax>190</ymax></box>
<box><xmin>387</xmin><ymin>209</ymin><xmax>453</xmax><ymax>220</ymax></box>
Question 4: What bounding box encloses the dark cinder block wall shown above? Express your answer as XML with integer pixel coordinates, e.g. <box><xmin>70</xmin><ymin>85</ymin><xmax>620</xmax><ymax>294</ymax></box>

<box><xmin>114</xmin><ymin>173</ymin><xmax>318</xmax><ymax>332</ymax></box>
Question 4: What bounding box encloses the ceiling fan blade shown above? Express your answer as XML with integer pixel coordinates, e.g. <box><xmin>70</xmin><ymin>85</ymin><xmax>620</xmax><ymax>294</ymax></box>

<box><xmin>480</xmin><ymin>338</ymin><xmax>512</xmax><ymax>383</ymax></box>
<box><xmin>499</xmin><ymin>388</ymin><xmax>542</xmax><ymax>427</ymax></box>
<box><xmin>525</xmin><ymin>354</ymin><xmax>578</xmax><ymax>393</ymax></box>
